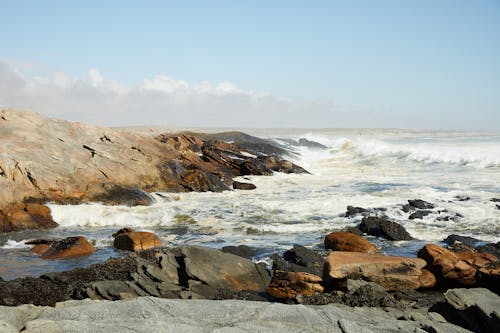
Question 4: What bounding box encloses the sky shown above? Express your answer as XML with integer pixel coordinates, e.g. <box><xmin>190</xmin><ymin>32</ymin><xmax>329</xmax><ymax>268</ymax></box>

<box><xmin>1</xmin><ymin>0</ymin><xmax>500</xmax><ymax>130</ymax></box>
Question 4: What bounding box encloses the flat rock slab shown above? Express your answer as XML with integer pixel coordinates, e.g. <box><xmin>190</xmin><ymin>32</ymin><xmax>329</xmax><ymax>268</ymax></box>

<box><xmin>0</xmin><ymin>297</ymin><xmax>471</xmax><ymax>333</ymax></box>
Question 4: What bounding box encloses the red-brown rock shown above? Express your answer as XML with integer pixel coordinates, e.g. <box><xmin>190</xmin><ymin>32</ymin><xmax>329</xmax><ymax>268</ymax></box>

<box><xmin>267</xmin><ymin>271</ymin><xmax>324</xmax><ymax>299</ymax></box>
<box><xmin>113</xmin><ymin>228</ymin><xmax>162</xmax><ymax>252</ymax></box>
<box><xmin>324</xmin><ymin>231</ymin><xmax>377</xmax><ymax>253</ymax></box>
<box><xmin>35</xmin><ymin>236</ymin><xmax>95</xmax><ymax>259</ymax></box>
<box><xmin>418</xmin><ymin>269</ymin><xmax>437</xmax><ymax>289</ymax></box>
<box><xmin>323</xmin><ymin>251</ymin><xmax>427</xmax><ymax>291</ymax></box>
<box><xmin>417</xmin><ymin>243</ymin><xmax>497</xmax><ymax>287</ymax></box>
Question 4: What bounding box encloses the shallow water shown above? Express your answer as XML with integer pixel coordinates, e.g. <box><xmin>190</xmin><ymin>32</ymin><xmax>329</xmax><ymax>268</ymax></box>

<box><xmin>1</xmin><ymin>129</ymin><xmax>499</xmax><ymax>280</ymax></box>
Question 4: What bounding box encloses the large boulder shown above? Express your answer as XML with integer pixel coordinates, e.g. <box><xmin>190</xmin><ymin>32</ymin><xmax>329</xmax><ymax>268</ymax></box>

<box><xmin>112</xmin><ymin>228</ymin><xmax>162</xmax><ymax>252</ymax></box>
<box><xmin>418</xmin><ymin>244</ymin><xmax>497</xmax><ymax>288</ymax></box>
<box><xmin>324</xmin><ymin>231</ymin><xmax>377</xmax><ymax>253</ymax></box>
<box><xmin>359</xmin><ymin>216</ymin><xmax>413</xmax><ymax>241</ymax></box>
<box><xmin>323</xmin><ymin>251</ymin><xmax>427</xmax><ymax>291</ymax></box>
<box><xmin>273</xmin><ymin>245</ymin><xmax>325</xmax><ymax>276</ymax></box>
<box><xmin>267</xmin><ymin>271</ymin><xmax>324</xmax><ymax>299</ymax></box>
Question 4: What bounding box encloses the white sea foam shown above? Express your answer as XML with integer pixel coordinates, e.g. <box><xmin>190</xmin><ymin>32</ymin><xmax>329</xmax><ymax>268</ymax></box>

<box><xmin>1</xmin><ymin>240</ymin><xmax>30</xmax><ymax>249</ymax></box>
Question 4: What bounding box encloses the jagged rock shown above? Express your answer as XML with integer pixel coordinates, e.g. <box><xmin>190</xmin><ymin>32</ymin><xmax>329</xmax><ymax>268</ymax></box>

<box><xmin>323</xmin><ymin>251</ymin><xmax>427</xmax><ymax>291</ymax></box>
<box><xmin>267</xmin><ymin>271</ymin><xmax>324</xmax><ymax>299</ymax></box>
<box><xmin>418</xmin><ymin>244</ymin><xmax>497</xmax><ymax>288</ymax></box>
<box><xmin>222</xmin><ymin>245</ymin><xmax>257</xmax><ymax>259</ymax></box>
<box><xmin>408</xmin><ymin>199</ymin><xmax>435</xmax><ymax>209</ymax></box>
<box><xmin>33</xmin><ymin>236</ymin><xmax>95</xmax><ymax>259</ymax></box>
<box><xmin>409</xmin><ymin>210</ymin><xmax>432</xmax><ymax>220</ymax></box>
<box><xmin>275</xmin><ymin>245</ymin><xmax>325</xmax><ymax>276</ymax></box>
<box><xmin>232</xmin><ymin>181</ymin><xmax>256</xmax><ymax>190</ymax></box>
<box><xmin>359</xmin><ymin>216</ymin><xmax>413</xmax><ymax>241</ymax></box>
<box><xmin>324</xmin><ymin>231</ymin><xmax>377</xmax><ymax>253</ymax></box>
<box><xmin>433</xmin><ymin>288</ymin><xmax>500</xmax><ymax>333</ymax></box>
<box><xmin>112</xmin><ymin>228</ymin><xmax>162</xmax><ymax>252</ymax></box>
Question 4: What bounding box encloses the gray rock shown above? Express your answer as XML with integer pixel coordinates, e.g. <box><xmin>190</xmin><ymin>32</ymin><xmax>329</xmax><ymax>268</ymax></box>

<box><xmin>359</xmin><ymin>216</ymin><xmax>413</xmax><ymax>241</ymax></box>
<box><xmin>0</xmin><ymin>297</ymin><xmax>472</xmax><ymax>333</ymax></box>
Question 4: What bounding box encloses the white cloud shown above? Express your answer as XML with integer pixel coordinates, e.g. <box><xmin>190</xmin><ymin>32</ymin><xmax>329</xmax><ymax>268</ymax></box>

<box><xmin>0</xmin><ymin>60</ymin><xmax>335</xmax><ymax>127</ymax></box>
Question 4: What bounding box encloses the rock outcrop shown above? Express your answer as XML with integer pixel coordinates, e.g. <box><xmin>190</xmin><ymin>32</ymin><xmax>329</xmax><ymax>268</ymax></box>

<box><xmin>323</xmin><ymin>251</ymin><xmax>428</xmax><ymax>291</ymax></box>
<box><xmin>0</xmin><ymin>109</ymin><xmax>307</xmax><ymax>233</ymax></box>
<box><xmin>324</xmin><ymin>231</ymin><xmax>378</xmax><ymax>253</ymax></box>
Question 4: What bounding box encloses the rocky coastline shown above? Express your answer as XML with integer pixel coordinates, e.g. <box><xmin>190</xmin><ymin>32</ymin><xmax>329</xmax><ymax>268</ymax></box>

<box><xmin>1</xmin><ymin>109</ymin><xmax>499</xmax><ymax>332</ymax></box>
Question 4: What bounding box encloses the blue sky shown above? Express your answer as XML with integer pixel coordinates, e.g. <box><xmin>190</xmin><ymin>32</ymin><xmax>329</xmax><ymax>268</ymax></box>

<box><xmin>1</xmin><ymin>0</ymin><xmax>499</xmax><ymax>130</ymax></box>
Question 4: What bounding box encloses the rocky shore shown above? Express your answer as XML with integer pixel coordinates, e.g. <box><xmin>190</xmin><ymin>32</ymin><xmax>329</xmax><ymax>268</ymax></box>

<box><xmin>1</xmin><ymin>109</ymin><xmax>499</xmax><ymax>332</ymax></box>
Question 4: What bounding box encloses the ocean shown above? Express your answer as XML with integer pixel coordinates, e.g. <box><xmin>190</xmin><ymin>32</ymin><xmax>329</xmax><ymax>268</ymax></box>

<box><xmin>1</xmin><ymin>129</ymin><xmax>499</xmax><ymax>280</ymax></box>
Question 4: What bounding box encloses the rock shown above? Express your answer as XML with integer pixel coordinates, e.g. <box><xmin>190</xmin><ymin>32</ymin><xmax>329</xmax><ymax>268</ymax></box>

<box><xmin>297</xmin><ymin>138</ymin><xmax>328</xmax><ymax>149</ymax></box>
<box><xmin>92</xmin><ymin>185</ymin><xmax>154</xmax><ymax>206</ymax></box>
<box><xmin>343</xmin><ymin>226</ymin><xmax>364</xmax><ymax>236</ymax></box>
<box><xmin>443</xmin><ymin>234</ymin><xmax>482</xmax><ymax>248</ymax></box>
<box><xmin>344</xmin><ymin>281</ymin><xmax>397</xmax><ymax>307</ymax></box>
<box><xmin>490</xmin><ymin>198</ymin><xmax>500</xmax><ymax>202</ymax></box>
<box><xmin>454</xmin><ymin>195</ymin><xmax>471</xmax><ymax>202</ymax></box>
<box><xmin>112</xmin><ymin>229</ymin><xmax>162</xmax><ymax>252</ymax></box>
<box><xmin>433</xmin><ymin>288</ymin><xmax>500</xmax><ymax>333</ymax></box>
<box><xmin>35</xmin><ymin>236</ymin><xmax>95</xmax><ymax>259</ymax></box>
<box><xmin>232</xmin><ymin>181</ymin><xmax>256</xmax><ymax>190</ymax></box>
<box><xmin>0</xmin><ymin>202</ymin><xmax>58</xmax><ymax>233</ymax></box>
<box><xmin>324</xmin><ymin>231</ymin><xmax>377</xmax><ymax>253</ymax></box>
<box><xmin>345</xmin><ymin>206</ymin><xmax>369</xmax><ymax>217</ymax></box>
<box><xmin>408</xmin><ymin>199</ymin><xmax>435</xmax><ymax>209</ymax></box>
<box><xmin>323</xmin><ymin>251</ymin><xmax>427</xmax><ymax>291</ymax></box>
<box><xmin>409</xmin><ymin>210</ymin><xmax>432</xmax><ymax>220</ymax></box>
<box><xmin>267</xmin><ymin>271</ymin><xmax>324</xmax><ymax>299</ymax></box>
<box><xmin>25</xmin><ymin>238</ymin><xmax>56</xmax><ymax>255</ymax></box>
<box><xmin>222</xmin><ymin>245</ymin><xmax>257</xmax><ymax>259</ymax></box>
<box><xmin>476</xmin><ymin>241</ymin><xmax>500</xmax><ymax>258</ymax></box>
<box><xmin>418</xmin><ymin>269</ymin><xmax>437</xmax><ymax>289</ymax></box>
<box><xmin>280</xmin><ymin>245</ymin><xmax>325</xmax><ymax>276</ymax></box>
<box><xmin>418</xmin><ymin>244</ymin><xmax>497</xmax><ymax>288</ymax></box>
<box><xmin>0</xmin><ymin>297</ymin><xmax>472</xmax><ymax>333</ymax></box>
<box><xmin>359</xmin><ymin>216</ymin><xmax>413</xmax><ymax>241</ymax></box>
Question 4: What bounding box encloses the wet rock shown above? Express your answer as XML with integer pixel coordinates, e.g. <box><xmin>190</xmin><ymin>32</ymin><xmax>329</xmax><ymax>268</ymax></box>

<box><xmin>443</xmin><ymin>234</ymin><xmax>482</xmax><ymax>248</ymax></box>
<box><xmin>37</xmin><ymin>236</ymin><xmax>95</xmax><ymax>259</ymax></box>
<box><xmin>345</xmin><ymin>206</ymin><xmax>369</xmax><ymax>217</ymax></box>
<box><xmin>112</xmin><ymin>228</ymin><xmax>162</xmax><ymax>252</ymax></box>
<box><xmin>418</xmin><ymin>244</ymin><xmax>497</xmax><ymax>288</ymax></box>
<box><xmin>267</xmin><ymin>271</ymin><xmax>323</xmax><ymax>299</ymax></box>
<box><xmin>280</xmin><ymin>245</ymin><xmax>325</xmax><ymax>276</ymax></box>
<box><xmin>401</xmin><ymin>204</ymin><xmax>414</xmax><ymax>213</ymax></box>
<box><xmin>232</xmin><ymin>181</ymin><xmax>256</xmax><ymax>190</ymax></box>
<box><xmin>409</xmin><ymin>210</ymin><xmax>432</xmax><ymax>220</ymax></box>
<box><xmin>476</xmin><ymin>241</ymin><xmax>500</xmax><ymax>258</ymax></box>
<box><xmin>433</xmin><ymin>288</ymin><xmax>500</xmax><ymax>333</ymax></box>
<box><xmin>25</xmin><ymin>238</ymin><xmax>57</xmax><ymax>255</ymax></box>
<box><xmin>408</xmin><ymin>199</ymin><xmax>435</xmax><ymax>209</ymax></box>
<box><xmin>490</xmin><ymin>198</ymin><xmax>500</xmax><ymax>202</ymax></box>
<box><xmin>222</xmin><ymin>245</ymin><xmax>257</xmax><ymax>259</ymax></box>
<box><xmin>323</xmin><ymin>251</ymin><xmax>427</xmax><ymax>291</ymax></box>
<box><xmin>92</xmin><ymin>185</ymin><xmax>154</xmax><ymax>206</ymax></box>
<box><xmin>435</xmin><ymin>213</ymin><xmax>463</xmax><ymax>222</ymax></box>
<box><xmin>343</xmin><ymin>226</ymin><xmax>364</xmax><ymax>236</ymax></box>
<box><xmin>359</xmin><ymin>216</ymin><xmax>413</xmax><ymax>241</ymax></box>
<box><xmin>324</xmin><ymin>231</ymin><xmax>377</xmax><ymax>253</ymax></box>
<box><xmin>454</xmin><ymin>195</ymin><xmax>471</xmax><ymax>202</ymax></box>
<box><xmin>0</xmin><ymin>203</ymin><xmax>58</xmax><ymax>233</ymax></box>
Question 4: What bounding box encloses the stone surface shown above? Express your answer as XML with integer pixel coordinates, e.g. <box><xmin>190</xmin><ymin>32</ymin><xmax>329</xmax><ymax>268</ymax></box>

<box><xmin>409</xmin><ymin>210</ymin><xmax>432</xmax><ymax>220</ymax></box>
<box><xmin>443</xmin><ymin>234</ymin><xmax>482</xmax><ymax>248</ymax></box>
<box><xmin>433</xmin><ymin>288</ymin><xmax>500</xmax><ymax>333</ymax></box>
<box><xmin>408</xmin><ymin>199</ymin><xmax>435</xmax><ymax>209</ymax></box>
<box><xmin>267</xmin><ymin>271</ymin><xmax>324</xmax><ymax>299</ymax></box>
<box><xmin>232</xmin><ymin>181</ymin><xmax>257</xmax><ymax>190</ymax></box>
<box><xmin>359</xmin><ymin>216</ymin><xmax>413</xmax><ymax>241</ymax></box>
<box><xmin>324</xmin><ymin>231</ymin><xmax>378</xmax><ymax>253</ymax></box>
<box><xmin>0</xmin><ymin>297</ymin><xmax>472</xmax><ymax>333</ymax></box>
<box><xmin>221</xmin><ymin>245</ymin><xmax>257</xmax><ymax>259</ymax></box>
<box><xmin>36</xmin><ymin>236</ymin><xmax>95</xmax><ymax>259</ymax></box>
<box><xmin>418</xmin><ymin>244</ymin><xmax>497</xmax><ymax>288</ymax></box>
<box><xmin>323</xmin><ymin>251</ymin><xmax>427</xmax><ymax>291</ymax></box>
<box><xmin>112</xmin><ymin>229</ymin><xmax>162</xmax><ymax>252</ymax></box>
<box><xmin>0</xmin><ymin>109</ymin><xmax>307</xmax><ymax>233</ymax></box>
<box><xmin>274</xmin><ymin>245</ymin><xmax>325</xmax><ymax>276</ymax></box>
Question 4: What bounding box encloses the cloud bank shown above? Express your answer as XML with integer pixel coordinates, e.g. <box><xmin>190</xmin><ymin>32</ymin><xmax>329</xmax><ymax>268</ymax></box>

<box><xmin>0</xmin><ymin>61</ymin><xmax>334</xmax><ymax>128</ymax></box>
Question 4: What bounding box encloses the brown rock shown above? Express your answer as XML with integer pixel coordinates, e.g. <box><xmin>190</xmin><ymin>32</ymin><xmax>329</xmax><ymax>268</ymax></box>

<box><xmin>417</xmin><ymin>243</ymin><xmax>497</xmax><ymax>287</ymax></box>
<box><xmin>39</xmin><ymin>236</ymin><xmax>95</xmax><ymax>259</ymax></box>
<box><xmin>113</xmin><ymin>229</ymin><xmax>162</xmax><ymax>252</ymax></box>
<box><xmin>25</xmin><ymin>238</ymin><xmax>56</xmax><ymax>255</ymax></box>
<box><xmin>0</xmin><ymin>203</ymin><xmax>57</xmax><ymax>233</ymax></box>
<box><xmin>267</xmin><ymin>271</ymin><xmax>324</xmax><ymax>299</ymax></box>
<box><xmin>323</xmin><ymin>251</ymin><xmax>427</xmax><ymax>291</ymax></box>
<box><xmin>418</xmin><ymin>269</ymin><xmax>437</xmax><ymax>289</ymax></box>
<box><xmin>324</xmin><ymin>231</ymin><xmax>377</xmax><ymax>253</ymax></box>
<box><xmin>232</xmin><ymin>181</ymin><xmax>256</xmax><ymax>190</ymax></box>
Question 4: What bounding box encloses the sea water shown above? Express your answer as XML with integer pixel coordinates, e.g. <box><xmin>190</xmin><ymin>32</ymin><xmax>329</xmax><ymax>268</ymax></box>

<box><xmin>1</xmin><ymin>129</ymin><xmax>499</xmax><ymax>280</ymax></box>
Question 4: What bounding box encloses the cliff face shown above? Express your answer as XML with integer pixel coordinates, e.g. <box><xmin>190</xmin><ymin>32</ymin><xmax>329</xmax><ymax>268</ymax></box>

<box><xmin>0</xmin><ymin>109</ymin><xmax>306</xmax><ymax>233</ymax></box>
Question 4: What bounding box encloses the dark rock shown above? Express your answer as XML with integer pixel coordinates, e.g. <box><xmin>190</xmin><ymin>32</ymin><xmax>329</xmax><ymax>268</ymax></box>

<box><xmin>408</xmin><ymin>199</ymin><xmax>435</xmax><ymax>209</ymax></box>
<box><xmin>443</xmin><ymin>234</ymin><xmax>482</xmax><ymax>248</ymax></box>
<box><xmin>232</xmin><ymin>181</ymin><xmax>256</xmax><ymax>190</ymax></box>
<box><xmin>476</xmin><ymin>242</ymin><xmax>500</xmax><ymax>259</ymax></box>
<box><xmin>344</xmin><ymin>226</ymin><xmax>364</xmax><ymax>236</ymax></box>
<box><xmin>345</xmin><ymin>206</ymin><xmax>369</xmax><ymax>217</ymax></box>
<box><xmin>344</xmin><ymin>283</ymin><xmax>397</xmax><ymax>308</ymax></box>
<box><xmin>409</xmin><ymin>210</ymin><xmax>432</xmax><ymax>220</ymax></box>
<box><xmin>297</xmin><ymin>138</ymin><xmax>327</xmax><ymax>149</ymax></box>
<box><xmin>292</xmin><ymin>291</ymin><xmax>343</xmax><ymax>305</ymax></box>
<box><xmin>454</xmin><ymin>195</ymin><xmax>471</xmax><ymax>202</ymax></box>
<box><xmin>490</xmin><ymin>198</ymin><xmax>500</xmax><ymax>203</ymax></box>
<box><xmin>432</xmin><ymin>288</ymin><xmax>500</xmax><ymax>333</ymax></box>
<box><xmin>391</xmin><ymin>289</ymin><xmax>445</xmax><ymax>310</ymax></box>
<box><xmin>93</xmin><ymin>185</ymin><xmax>154</xmax><ymax>206</ymax></box>
<box><xmin>359</xmin><ymin>216</ymin><xmax>413</xmax><ymax>241</ymax></box>
<box><xmin>401</xmin><ymin>204</ymin><xmax>414</xmax><ymax>213</ymax></box>
<box><xmin>436</xmin><ymin>213</ymin><xmax>463</xmax><ymax>222</ymax></box>
<box><xmin>222</xmin><ymin>245</ymin><xmax>257</xmax><ymax>259</ymax></box>
<box><xmin>281</xmin><ymin>245</ymin><xmax>325</xmax><ymax>276</ymax></box>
